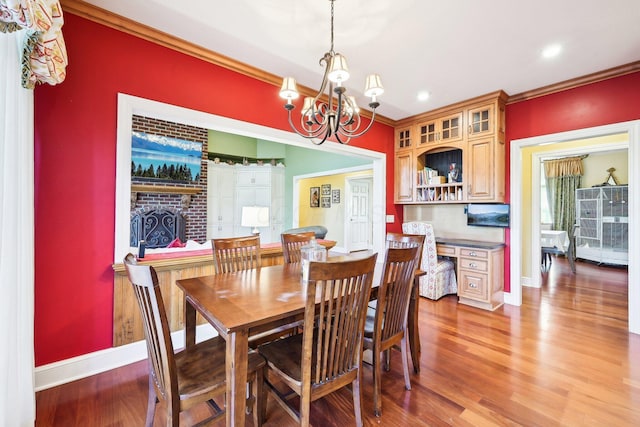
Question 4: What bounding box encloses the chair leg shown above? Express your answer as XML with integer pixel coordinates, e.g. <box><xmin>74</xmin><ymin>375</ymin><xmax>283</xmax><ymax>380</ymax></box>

<box><xmin>400</xmin><ymin>335</ymin><xmax>411</xmax><ymax>391</ymax></box>
<box><xmin>372</xmin><ymin>347</ymin><xmax>382</xmax><ymax>417</ymax></box>
<box><xmin>352</xmin><ymin>367</ymin><xmax>364</xmax><ymax>427</ymax></box>
<box><xmin>252</xmin><ymin>369</ymin><xmax>265</xmax><ymax>427</ymax></box>
<box><xmin>260</xmin><ymin>367</ymin><xmax>269</xmax><ymax>424</ymax></box>
<box><xmin>145</xmin><ymin>376</ymin><xmax>157</xmax><ymax>427</ymax></box>
<box><xmin>300</xmin><ymin>387</ymin><xmax>311</xmax><ymax>427</ymax></box>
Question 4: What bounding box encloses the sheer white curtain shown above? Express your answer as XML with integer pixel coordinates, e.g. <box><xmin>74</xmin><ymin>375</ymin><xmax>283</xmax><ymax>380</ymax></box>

<box><xmin>0</xmin><ymin>28</ymin><xmax>36</xmax><ymax>427</ymax></box>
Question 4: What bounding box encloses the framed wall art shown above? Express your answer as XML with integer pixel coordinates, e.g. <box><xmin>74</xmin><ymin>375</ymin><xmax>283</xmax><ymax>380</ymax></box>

<box><xmin>332</xmin><ymin>189</ymin><xmax>340</xmax><ymax>203</ymax></box>
<box><xmin>310</xmin><ymin>186</ymin><xmax>320</xmax><ymax>207</ymax></box>
<box><xmin>321</xmin><ymin>196</ymin><xmax>331</xmax><ymax>208</ymax></box>
<box><xmin>321</xmin><ymin>183</ymin><xmax>331</xmax><ymax>196</ymax></box>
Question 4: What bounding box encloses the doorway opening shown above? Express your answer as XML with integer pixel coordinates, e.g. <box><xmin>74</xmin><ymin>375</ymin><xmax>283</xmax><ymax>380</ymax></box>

<box><xmin>509</xmin><ymin>121</ymin><xmax>639</xmax><ymax>334</ymax></box>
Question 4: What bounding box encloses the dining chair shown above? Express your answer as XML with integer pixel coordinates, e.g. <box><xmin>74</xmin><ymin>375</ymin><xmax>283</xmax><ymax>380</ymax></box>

<box><xmin>258</xmin><ymin>253</ymin><xmax>378</xmax><ymax>427</ymax></box>
<box><xmin>363</xmin><ymin>246</ymin><xmax>420</xmax><ymax>417</ymax></box>
<box><xmin>402</xmin><ymin>221</ymin><xmax>458</xmax><ymax>300</ymax></box>
<box><xmin>211</xmin><ymin>235</ymin><xmax>261</xmax><ymax>274</ymax></box>
<box><xmin>370</xmin><ymin>232</ymin><xmax>425</xmax><ymax>369</ymax></box>
<box><xmin>123</xmin><ymin>253</ymin><xmax>266</xmax><ymax>427</ymax></box>
<box><xmin>281</xmin><ymin>231</ymin><xmax>316</xmax><ymax>263</ymax></box>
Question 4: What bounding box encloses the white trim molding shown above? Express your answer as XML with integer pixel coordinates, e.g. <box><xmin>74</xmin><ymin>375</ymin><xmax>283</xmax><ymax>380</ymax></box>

<box><xmin>35</xmin><ymin>324</ymin><xmax>217</xmax><ymax>391</ymax></box>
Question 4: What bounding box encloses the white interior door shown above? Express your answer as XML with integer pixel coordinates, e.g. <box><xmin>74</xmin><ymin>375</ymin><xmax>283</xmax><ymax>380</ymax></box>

<box><xmin>346</xmin><ymin>177</ymin><xmax>372</xmax><ymax>252</ymax></box>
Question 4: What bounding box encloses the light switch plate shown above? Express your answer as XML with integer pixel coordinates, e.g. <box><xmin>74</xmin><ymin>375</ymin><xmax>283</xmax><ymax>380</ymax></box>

<box><xmin>385</xmin><ymin>215</ymin><xmax>395</xmax><ymax>223</ymax></box>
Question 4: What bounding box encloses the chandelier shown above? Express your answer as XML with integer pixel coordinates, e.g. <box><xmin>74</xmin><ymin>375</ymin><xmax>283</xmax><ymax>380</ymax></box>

<box><xmin>279</xmin><ymin>0</ymin><xmax>384</xmax><ymax>145</ymax></box>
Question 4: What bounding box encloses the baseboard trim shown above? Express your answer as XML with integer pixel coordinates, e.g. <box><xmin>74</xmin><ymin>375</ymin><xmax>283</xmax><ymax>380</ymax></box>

<box><xmin>503</xmin><ymin>291</ymin><xmax>517</xmax><ymax>306</ymax></box>
<box><xmin>522</xmin><ymin>275</ymin><xmax>539</xmax><ymax>288</ymax></box>
<box><xmin>35</xmin><ymin>324</ymin><xmax>216</xmax><ymax>391</ymax></box>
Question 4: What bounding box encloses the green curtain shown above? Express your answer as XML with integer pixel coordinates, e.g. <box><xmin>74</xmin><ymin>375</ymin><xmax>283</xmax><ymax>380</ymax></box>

<box><xmin>548</xmin><ymin>174</ymin><xmax>581</xmax><ymax>238</ymax></box>
<box><xmin>544</xmin><ymin>156</ymin><xmax>584</xmax><ymax>239</ymax></box>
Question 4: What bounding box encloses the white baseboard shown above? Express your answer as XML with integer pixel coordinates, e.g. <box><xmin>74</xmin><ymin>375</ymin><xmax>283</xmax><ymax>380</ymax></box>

<box><xmin>522</xmin><ymin>275</ymin><xmax>539</xmax><ymax>288</ymax></box>
<box><xmin>35</xmin><ymin>324</ymin><xmax>216</xmax><ymax>391</ymax></box>
<box><xmin>503</xmin><ymin>291</ymin><xmax>518</xmax><ymax>306</ymax></box>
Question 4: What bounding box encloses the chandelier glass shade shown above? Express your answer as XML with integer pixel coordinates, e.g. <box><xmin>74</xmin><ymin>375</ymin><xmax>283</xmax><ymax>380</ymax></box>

<box><xmin>279</xmin><ymin>0</ymin><xmax>383</xmax><ymax>145</ymax></box>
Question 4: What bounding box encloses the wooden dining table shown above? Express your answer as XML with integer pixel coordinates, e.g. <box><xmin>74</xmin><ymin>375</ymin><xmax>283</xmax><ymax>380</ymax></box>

<box><xmin>176</xmin><ymin>256</ymin><xmax>423</xmax><ymax>426</ymax></box>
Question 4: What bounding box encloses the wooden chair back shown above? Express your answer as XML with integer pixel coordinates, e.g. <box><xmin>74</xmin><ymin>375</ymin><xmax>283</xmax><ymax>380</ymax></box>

<box><xmin>281</xmin><ymin>231</ymin><xmax>316</xmax><ymax>263</ymax></box>
<box><xmin>212</xmin><ymin>235</ymin><xmax>262</xmax><ymax>273</ymax></box>
<box><xmin>375</xmin><ymin>246</ymin><xmax>420</xmax><ymax>343</ymax></box>
<box><xmin>303</xmin><ymin>254</ymin><xmax>377</xmax><ymax>418</ymax></box>
<box><xmin>385</xmin><ymin>232</ymin><xmax>425</xmax><ymax>267</ymax></box>
<box><xmin>123</xmin><ymin>253</ymin><xmax>178</xmax><ymax>408</ymax></box>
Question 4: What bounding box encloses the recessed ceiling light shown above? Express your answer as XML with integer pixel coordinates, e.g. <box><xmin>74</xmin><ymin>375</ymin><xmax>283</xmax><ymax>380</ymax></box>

<box><xmin>542</xmin><ymin>43</ymin><xmax>562</xmax><ymax>59</ymax></box>
<box><xmin>417</xmin><ymin>91</ymin><xmax>430</xmax><ymax>102</ymax></box>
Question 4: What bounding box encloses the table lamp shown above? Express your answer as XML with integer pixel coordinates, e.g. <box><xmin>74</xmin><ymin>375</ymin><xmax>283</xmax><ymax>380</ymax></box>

<box><xmin>241</xmin><ymin>206</ymin><xmax>270</xmax><ymax>234</ymax></box>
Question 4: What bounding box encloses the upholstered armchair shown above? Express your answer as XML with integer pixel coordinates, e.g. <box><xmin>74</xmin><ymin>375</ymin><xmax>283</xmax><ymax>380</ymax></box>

<box><xmin>402</xmin><ymin>221</ymin><xmax>458</xmax><ymax>300</ymax></box>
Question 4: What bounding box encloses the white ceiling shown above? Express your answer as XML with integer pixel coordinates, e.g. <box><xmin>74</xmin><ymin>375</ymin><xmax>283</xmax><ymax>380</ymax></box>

<box><xmin>82</xmin><ymin>0</ymin><xmax>640</xmax><ymax>121</ymax></box>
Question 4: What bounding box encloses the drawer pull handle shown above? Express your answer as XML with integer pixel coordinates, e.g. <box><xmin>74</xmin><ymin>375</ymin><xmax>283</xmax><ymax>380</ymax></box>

<box><xmin>469</xmin><ymin>262</ymin><xmax>477</xmax><ymax>268</ymax></box>
<box><xmin>469</xmin><ymin>251</ymin><xmax>477</xmax><ymax>256</ymax></box>
<box><xmin>469</xmin><ymin>283</ymin><xmax>478</xmax><ymax>288</ymax></box>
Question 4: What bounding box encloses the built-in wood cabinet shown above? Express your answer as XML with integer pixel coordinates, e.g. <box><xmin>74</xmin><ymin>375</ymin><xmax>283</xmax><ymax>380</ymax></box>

<box><xmin>394</xmin><ymin>150</ymin><xmax>414</xmax><ymax>203</ymax></box>
<box><xmin>395</xmin><ymin>126</ymin><xmax>413</xmax><ymax>152</ymax></box>
<box><xmin>467</xmin><ymin>103</ymin><xmax>495</xmax><ymax>139</ymax></box>
<box><xmin>416</xmin><ymin>110</ymin><xmax>464</xmax><ymax>148</ymax></box>
<box><xmin>436</xmin><ymin>239</ymin><xmax>504</xmax><ymax>311</ymax></box>
<box><xmin>467</xmin><ymin>137</ymin><xmax>505</xmax><ymax>201</ymax></box>
<box><xmin>393</xmin><ymin>90</ymin><xmax>507</xmax><ymax>204</ymax></box>
<box><xmin>457</xmin><ymin>245</ymin><xmax>504</xmax><ymax>311</ymax></box>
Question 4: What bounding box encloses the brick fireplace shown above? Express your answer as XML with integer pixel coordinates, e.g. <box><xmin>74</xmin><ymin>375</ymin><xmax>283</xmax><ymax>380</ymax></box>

<box><xmin>130</xmin><ymin>115</ymin><xmax>208</xmax><ymax>245</ymax></box>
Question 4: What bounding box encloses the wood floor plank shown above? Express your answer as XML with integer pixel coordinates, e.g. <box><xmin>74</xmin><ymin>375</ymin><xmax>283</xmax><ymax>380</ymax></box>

<box><xmin>36</xmin><ymin>257</ymin><xmax>639</xmax><ymax>426</ymax></box>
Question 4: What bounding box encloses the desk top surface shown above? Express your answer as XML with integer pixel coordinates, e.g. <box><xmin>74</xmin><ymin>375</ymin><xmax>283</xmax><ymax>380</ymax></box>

<box><xmin>436</xmin><ymin>238</ymin><xmax>505</xmax><ymax>250</ymax></box>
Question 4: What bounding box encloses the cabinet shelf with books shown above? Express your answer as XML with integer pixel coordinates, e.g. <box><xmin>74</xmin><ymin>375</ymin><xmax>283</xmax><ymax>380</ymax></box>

<box><xmin>415</xmin><ymin>147</ymin><xmax>464</xmax><ymax>203</ymax></box>
<box><xmin>416</xmin><ymin>183</ymin><xmax>464</xmax><ymax>202</ymax></box>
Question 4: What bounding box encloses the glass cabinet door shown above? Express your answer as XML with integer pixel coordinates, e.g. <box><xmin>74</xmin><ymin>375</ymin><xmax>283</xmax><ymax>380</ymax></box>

<box><xmin>468</xmin><ymin>104</ymin><xmax>494</xmax><ymax>138</ymax></box>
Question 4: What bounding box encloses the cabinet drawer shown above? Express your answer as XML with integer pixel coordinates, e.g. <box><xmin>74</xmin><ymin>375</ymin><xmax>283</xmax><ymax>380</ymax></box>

<box><xmin>459</xmin><ymin>271</ymin><xmax>488</xmax><ymax>301</ymax></box>
<box><xmin>460</xmin><ymin>248</ymin><xmax>488</xmax><ymax>259</ymax></box>
<box><xmin>437</xmin><ymin>245</ymin><xmax>457</xmax><ymax>256</ymax></box>
<box><xmin>460</xmin><ymin>257</ymin><xmax>488</xmax><ymax>272</ymax></box>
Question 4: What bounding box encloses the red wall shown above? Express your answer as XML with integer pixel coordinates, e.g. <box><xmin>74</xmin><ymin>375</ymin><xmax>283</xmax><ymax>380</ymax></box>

<box><xmin>33</xmin><ymin>14</ymin><xmax>395</xmax><ymax>365</ymax></box>
<box><xmin>504</xmin><ymin>71</ymin><xmax>640</xmax><ymax>292</ymax></box>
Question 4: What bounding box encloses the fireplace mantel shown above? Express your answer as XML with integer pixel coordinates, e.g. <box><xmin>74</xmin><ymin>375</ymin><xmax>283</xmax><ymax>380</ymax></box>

<box><xmin>131</xmin><ymin>184</ymin><xmax>201</xmax><ymax>195</ymax></box>
<box><xmin>131</xmin><ymin>184</ymin><xmax>201</xmax><ymax>208</ymax></box>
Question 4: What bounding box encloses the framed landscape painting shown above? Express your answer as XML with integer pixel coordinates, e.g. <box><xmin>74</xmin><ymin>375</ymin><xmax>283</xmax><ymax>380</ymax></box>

<box><xmin>131</xmin><ymin>131</ymin><xmax>202</xmax><ymax>183</ymax></box>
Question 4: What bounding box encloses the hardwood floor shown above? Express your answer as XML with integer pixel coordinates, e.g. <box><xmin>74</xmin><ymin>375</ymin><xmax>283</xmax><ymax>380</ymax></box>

<box><xmin>36</xmin><ymin>257</ymin><xmax>639</xmax><ymax>426</ymax></box>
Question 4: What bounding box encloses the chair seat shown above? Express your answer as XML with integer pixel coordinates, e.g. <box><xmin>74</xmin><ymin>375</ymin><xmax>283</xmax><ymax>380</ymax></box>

<box><xmin>176</xmin><ymin>336</ymin><xmax>266</xmax><ymax>399</ymax></box>
<box><xmin>259</xmin><ymin>333</ymin><xmax>305</xmax><ymax>382</ymax></box>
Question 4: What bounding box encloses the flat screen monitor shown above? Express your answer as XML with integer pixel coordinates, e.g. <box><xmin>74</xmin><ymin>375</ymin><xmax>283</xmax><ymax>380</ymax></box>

<box><xmin>466</xmin><ymin>203</ymin><xmax>510</xmax><ymax>228</ymax></box>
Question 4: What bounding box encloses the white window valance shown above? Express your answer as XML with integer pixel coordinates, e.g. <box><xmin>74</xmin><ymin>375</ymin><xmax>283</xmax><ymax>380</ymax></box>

<box><xmin>0</xmin><ymin>0</ymin><xmax>67</xmax><ymax>88</ymax></box>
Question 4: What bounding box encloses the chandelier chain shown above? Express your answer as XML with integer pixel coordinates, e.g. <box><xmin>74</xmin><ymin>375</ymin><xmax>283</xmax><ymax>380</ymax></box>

<box><xmin>330</xmin><ymin>0</ymin><xmax>335</xmax><ymax>54</ymax></box>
